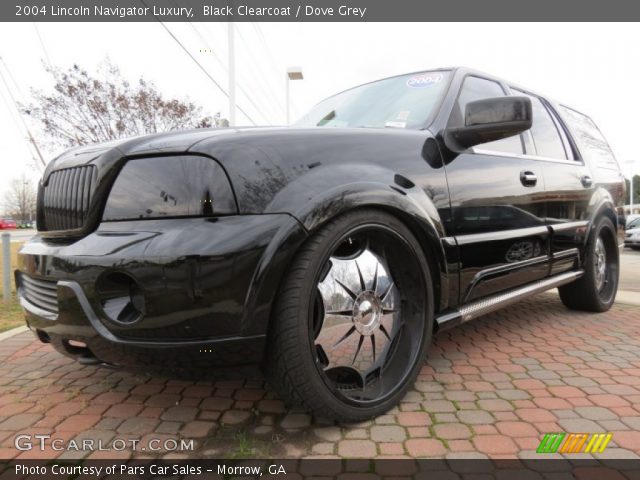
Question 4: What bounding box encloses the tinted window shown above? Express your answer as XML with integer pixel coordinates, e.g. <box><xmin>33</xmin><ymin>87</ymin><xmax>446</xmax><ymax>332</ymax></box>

<box><xmin>512</xmin><ymin>90</ymin><xmax>567</xmax><ymax>160</ymax></box>
<box><xmin>559</xmin><ymin>106</ymin><xmax>618</xmax><ymax>170</ymax></box>
<box><xmin>452</xmin><ymin>76</ymin><xmax>523</xmax><ymax>155</ymax></box>
<box><xmin>549</xmin><ymin>107</ymin><xmax>575</xmax><ymax>160</ymax></box>
<box><xmin>103</xmin><ymin>156</ymin><xmax>236</xmax><ymax>221</ymax></box>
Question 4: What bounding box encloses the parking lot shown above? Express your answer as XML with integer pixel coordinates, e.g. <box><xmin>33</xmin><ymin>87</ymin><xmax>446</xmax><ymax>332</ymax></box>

<box><xmin>0</xmin><ymin>241</ymin><xmax>638</xmax><ymax>460</ymax></box>
<box><xmin>1</xmin><ymin>280</ymin><xmax>639</xmax><ymax>459</ymax></box>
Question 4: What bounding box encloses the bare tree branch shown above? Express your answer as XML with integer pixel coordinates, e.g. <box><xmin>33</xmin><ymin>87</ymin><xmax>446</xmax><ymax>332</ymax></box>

<box><xmin>22</xmin><ymin>59</ymin><xmax>221</xmax><ymax>149</ymax></box>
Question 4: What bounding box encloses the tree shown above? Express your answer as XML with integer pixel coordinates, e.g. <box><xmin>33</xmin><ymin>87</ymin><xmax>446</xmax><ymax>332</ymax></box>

<box><xmin>23</xmin><ymin>59</ymin><xmax>224</xmax><ymax>149</ymax></box>
<box><xmin>3</xmin><ymin>176</ymin><xmax>36</xmax><ymax>223</ymax></box>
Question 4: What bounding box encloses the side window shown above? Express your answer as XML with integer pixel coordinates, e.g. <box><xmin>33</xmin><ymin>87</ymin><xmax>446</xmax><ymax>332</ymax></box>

<box><xmin>512</xmin><ymin>89</ymin><xmax>567</xmax><ymax>160</ymax></box>
<box><xmin>558</xmin><ymin>106</ymin><xmax>618</xmax><ymax>170</ymax></box>
<box><xmin>451</xmin><ymin>76</ymin><xmax>524</xmax><ymax>155</ymax></box>
<box><xmin>548</xmin><ymin>107</ymin><xmax>576</xmax><ymax>160</ymax></box>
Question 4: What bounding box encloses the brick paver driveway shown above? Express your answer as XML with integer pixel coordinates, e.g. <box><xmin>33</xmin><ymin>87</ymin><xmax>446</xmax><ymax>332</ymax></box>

<box><xmin>1</xmin><ymin>293</ymin><xmax>639</xmax><ymax>460</ymax></box>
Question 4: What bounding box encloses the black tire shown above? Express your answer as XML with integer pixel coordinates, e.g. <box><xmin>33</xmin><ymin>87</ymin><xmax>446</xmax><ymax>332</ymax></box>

<box><xmin>265</xmin><ymin>209</ymin><xmax>433</xmax><ymax>422</ymax></box>
<box><xmin>558</xmin><ymin>216</ymin><xmax>619</xmax><ymax>312</ymax></box>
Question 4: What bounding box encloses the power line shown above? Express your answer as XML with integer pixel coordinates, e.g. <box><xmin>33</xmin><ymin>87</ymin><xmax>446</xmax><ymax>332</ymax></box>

<box><xmin>166</xmin><ymin>3</ymin><xmax>277</xmax><ymax>125</ymax></box>
<box><xmin>32</xmin><ymin>23</ymin><xmax>52</xmax><ymax>65</ymax></box>
<box><xmin>251</xmin><ymin>23</ymin><xmax>295</xmax><ymax>115</ymax></box>
<box><xmin>185</xmin><ymin>21</ymin><xmax>274</xmax><ymax>124</ymax></box>
<box><xmin>0</xmin><ymin>58</ymin><xmax>46</xmax><ymax>168</ymax></box>
<box><xmin>140</xmin><ymin>0</ymin><xmax>257</xmax><ymax>125</ymax></box>
<box><xmin>158</xmin><ymin>21</ymin><xmax>257</xmax><ymax>126</ymax></box>
<box><xmin>0</xmin><ymin>57</ymin><xmax>27</xmax><ymax>102</ymax></box>
<box><xmin>0</xmin><ymin>81</ymin><xmax>38</xmax><ymax>166</ymax></box>
<box><xmin>235</xmin><ymin>25</ymin><xmax>288</xmax><ymax>120</ymax></box>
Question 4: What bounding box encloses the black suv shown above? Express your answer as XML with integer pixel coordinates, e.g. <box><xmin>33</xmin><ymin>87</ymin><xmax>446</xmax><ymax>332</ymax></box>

<box><xmin>17</xmin><ymin>67</ymin><xmax>624</xmax><ymax>421</ymax></box>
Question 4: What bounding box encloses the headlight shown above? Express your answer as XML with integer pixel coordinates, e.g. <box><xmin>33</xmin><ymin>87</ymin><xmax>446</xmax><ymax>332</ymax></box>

<box><xmin>103</xmin><ymin>155</ymin><xmax>236</xmax><ymax>221</ymax></box>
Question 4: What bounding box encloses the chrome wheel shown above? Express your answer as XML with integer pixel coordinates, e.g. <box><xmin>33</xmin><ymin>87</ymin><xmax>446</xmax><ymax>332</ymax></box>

<box><xmin>310</xmin><ymin>228</ymin><xmax>427</xmax><ymax>405</ymax></box>
<box><xmin>594</xmin><ymin>236</ymin><xmax>607</xmax><ymax>291</ymax></box>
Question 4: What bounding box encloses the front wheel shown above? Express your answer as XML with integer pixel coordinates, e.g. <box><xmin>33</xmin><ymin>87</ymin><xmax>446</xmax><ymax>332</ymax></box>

<box><xmin>559</xmin><ymin>217</ymin><xmax>619</xmax><ymax>312</ymax></box>
<box><xmin>266</xmin><ymin>209</ymin><xmax>433</xmax><ymax>422</ymax></box>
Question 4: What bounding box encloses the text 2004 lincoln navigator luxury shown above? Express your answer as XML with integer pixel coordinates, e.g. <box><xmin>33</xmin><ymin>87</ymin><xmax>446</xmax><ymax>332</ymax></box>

<box><xmin>17</xmin><ymin>67</ymin><xmax>624</xmax><ymax>421</ymax></box>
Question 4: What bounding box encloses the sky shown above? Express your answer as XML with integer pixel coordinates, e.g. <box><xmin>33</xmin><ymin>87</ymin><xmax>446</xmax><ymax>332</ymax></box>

<box><xmin>1</xmin><ymin>22</ymin><xmax>639</xmax><ymax>211</ymax></box>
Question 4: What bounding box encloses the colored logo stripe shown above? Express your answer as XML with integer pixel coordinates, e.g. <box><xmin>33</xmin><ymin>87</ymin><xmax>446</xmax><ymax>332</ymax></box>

<box><xmin>537</xmin><ymin>433</ymin><xmax>565</xmax><ymax>453</ymax></box>
<box><xmin>537</xmin><ymin>433</ymin><xmax>612</xmax><ymax>454</ymax></box>
<box><xmin>584</xmin><ymin>433</ymin><xmax>613</xmax><ymax>453</ymax></box>
<box><xmin>560</xmin><ymin>433</ymin><xmax>588</xmax><ymax>453</ymax></box>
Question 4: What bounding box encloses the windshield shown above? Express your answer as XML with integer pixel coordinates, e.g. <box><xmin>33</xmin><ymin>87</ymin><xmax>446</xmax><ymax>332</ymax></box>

<box><xmin>295</xmin><ymin>70</ymin><xmax>451</xmax><ymax>130</ymax></box>
<box><xmin>628</xmin><ymin>218</ymin><xmax>640</xmax><ymax>230</ymax></box>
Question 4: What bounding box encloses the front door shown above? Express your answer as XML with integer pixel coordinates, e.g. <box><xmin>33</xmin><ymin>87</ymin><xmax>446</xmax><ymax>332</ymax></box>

<box><xmin>443</xmin><ymin>75</ymin><xmax>550</xmax><ymax>303</ymax></box>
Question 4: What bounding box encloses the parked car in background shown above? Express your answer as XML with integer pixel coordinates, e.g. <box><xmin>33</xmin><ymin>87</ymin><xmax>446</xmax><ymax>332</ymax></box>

<box><xmin>624</xmin><ymin>217</ymin><xmax>640</xmax><ymax>230</ymax></box>
<box><xmin>18</xmin><ymin>221</ymin><xmax>36</xmax><ymax>229</ymax></box>
<box><xmin>0</xmin><ymin>218</ymin><xmax>17</xmax><ymax>229</ymax></box>
<box><xmin>626</xmin><ymin>215</ymin><xmax>640</xmax><ymax>230</ymax></box>
<box><xmin>17</xmin><ymin>67</ymin><xmax>625</xmax><ymax>421</ymax></box>
<box><xmin>625</xmin><ymin>220</ymin><xmax>640</xmax><ymax>249</ymax></box>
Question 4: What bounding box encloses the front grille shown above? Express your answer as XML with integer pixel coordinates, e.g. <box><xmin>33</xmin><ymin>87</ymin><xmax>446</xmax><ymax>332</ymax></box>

<box><xmin>19</xmin><ymin>274</ymin><xmax>59</xmax><ymax>314</ymax></box>
<box><xmin>40</xmin><ymin>166</ymin><xmax>97</xmax><ymax>231</ymax></box>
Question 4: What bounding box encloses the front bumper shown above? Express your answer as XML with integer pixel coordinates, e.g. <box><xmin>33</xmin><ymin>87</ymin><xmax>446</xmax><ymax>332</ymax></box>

<box><xmin>624</xmin><ymin>236</ymin><xmax>640</xmax><ymax>247</ymax></box>
<box><xmin>17</xmin><ymin>215</ymin><xmax>306</xmax><ymax>367</ymax></box>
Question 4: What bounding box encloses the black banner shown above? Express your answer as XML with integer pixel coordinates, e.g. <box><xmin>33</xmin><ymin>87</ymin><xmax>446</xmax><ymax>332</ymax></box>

<box><xmin>4</xmin><ymin>0</ymin><xmax>640</xmax><ymax>22</ymax></box>
<box><xmin>2</xmin><ymin>459</ymin><xmax>640</xmax><ymax>479</ymax></box>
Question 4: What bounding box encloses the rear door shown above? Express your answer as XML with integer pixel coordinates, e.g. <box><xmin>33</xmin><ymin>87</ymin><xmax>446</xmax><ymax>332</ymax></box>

<box><xmin>443</xmin><ymin>75</ymin><xmax>550</xmax><ymax>303</ymax></box>
<box><xmin>510</xmin><ymin>89</ymin><xmax>593</xmax><ymax>274</ymax></box>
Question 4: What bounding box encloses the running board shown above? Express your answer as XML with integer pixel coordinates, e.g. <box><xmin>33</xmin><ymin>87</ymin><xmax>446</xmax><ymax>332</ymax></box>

<box><xmin>436</xmin><ymin>270</ymin><xmax>584</xmax><ymax>331</ymax></box>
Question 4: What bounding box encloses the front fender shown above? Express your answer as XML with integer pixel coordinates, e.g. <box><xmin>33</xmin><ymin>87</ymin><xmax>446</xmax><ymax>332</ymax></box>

<box><xmin>266</xmin><ymin>164</ymin><xmax>451</xmax><ymax>310</ymax></box>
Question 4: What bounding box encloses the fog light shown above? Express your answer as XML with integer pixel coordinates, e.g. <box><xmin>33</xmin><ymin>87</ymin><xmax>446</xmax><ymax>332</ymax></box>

<box><xmin>96</xmin><ymin>272</ymin><xmax>145</xmax><ymax>325</ymax></box>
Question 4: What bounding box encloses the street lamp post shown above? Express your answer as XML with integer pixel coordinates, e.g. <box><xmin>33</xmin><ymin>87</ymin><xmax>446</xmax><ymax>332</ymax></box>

<box><xmin>286</xmin><ymin>67</ymin><xmax>303</xmax><ymax>125</ymax></box>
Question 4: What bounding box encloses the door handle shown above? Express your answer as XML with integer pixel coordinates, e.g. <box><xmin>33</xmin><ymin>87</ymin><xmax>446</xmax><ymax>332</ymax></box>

<box><xmin>581</xmin><ymin>175</ymin><xmax>593</xmax><ymax>188</ymax></box>
<box><xmin>520</xmin><ymin>170</ymin><xmax>537</xmax><ymax>187</ymax></box>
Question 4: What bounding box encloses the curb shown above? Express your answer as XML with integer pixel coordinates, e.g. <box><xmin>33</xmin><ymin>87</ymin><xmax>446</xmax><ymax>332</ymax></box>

<box><xmin>0</xmin><ymin>325</ymin><xmax>28</xmax><ymax>341</ymax></box>
<box><xmin>615</xmin><ymin>290</ymin><xmax>640</xmax><ymax>307</ymax></box>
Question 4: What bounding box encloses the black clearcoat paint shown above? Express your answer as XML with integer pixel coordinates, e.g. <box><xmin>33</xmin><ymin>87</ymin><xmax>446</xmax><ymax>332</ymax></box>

<box><xmin>18</xmin><ymin>67</ymin><xmax>624</xmax><ymax>368</ymax></box>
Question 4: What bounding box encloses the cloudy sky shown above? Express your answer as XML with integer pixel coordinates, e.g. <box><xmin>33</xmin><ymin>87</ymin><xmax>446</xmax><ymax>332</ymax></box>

<box><xmin>1</xmin><ymin>22</ymin><xmax>639</xmax><ymax>209</ymax></box>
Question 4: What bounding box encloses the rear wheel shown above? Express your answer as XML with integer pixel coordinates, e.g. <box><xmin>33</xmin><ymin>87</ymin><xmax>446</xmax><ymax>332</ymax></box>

<box><xmin>559</xmin><ymin>217</ymin><xmax>619</xmax><ymax>312</ymax></box>
<box><xmin>266</xmin><ymin>209</ymin><xmax>433</xmax><ymax>422</ymax></box>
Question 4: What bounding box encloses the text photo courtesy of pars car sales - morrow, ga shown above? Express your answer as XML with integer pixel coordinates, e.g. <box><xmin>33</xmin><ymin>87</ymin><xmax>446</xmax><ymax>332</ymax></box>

<box><xmin>1</xmin><ymin>2</ymin><xmax>640</xmax><ymax>479</ymax></box>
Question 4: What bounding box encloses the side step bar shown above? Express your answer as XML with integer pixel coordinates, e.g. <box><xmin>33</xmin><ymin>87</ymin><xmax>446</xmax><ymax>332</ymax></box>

<box><xmin>436</xmin><ymin>270</ymin><xmax>584</xmax><ymax>331</ymax></box>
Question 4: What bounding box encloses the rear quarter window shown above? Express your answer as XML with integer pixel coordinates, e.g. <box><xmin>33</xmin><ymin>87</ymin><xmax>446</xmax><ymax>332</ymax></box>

<box><xmin>558</xmin><ymin>106</ymin><xmax>619</xmax><ymax>170</ymax></box>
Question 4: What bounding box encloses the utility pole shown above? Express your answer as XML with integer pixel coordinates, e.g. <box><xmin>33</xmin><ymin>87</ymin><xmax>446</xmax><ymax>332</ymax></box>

<box><xmin>625</xmin><ymin>160</ymin><xmax>637</xmax><ymax>215</ymax></box>
<box><xmin>228</xmin><ymin>22</ymin><xmax>236</xmax><ymax>126</ymax></box>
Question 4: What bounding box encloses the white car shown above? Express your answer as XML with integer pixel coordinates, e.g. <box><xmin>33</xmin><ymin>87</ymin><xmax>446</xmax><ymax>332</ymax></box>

<box><xmin>626</xmin><ymin>216</ymin><xmax>640</xmax><ymax>231</ymax></box>
<box><xmin>625</xmin><ymin>227</ymin><xmax>640</xmax><ymax>249</ymax></box>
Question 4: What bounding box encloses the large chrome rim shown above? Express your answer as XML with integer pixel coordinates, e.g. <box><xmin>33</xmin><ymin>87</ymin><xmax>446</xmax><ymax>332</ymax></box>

<box><xmin>310</xmin><ymin>227</ymin><xmax>426</xmax><ymax>406</ymax></box>
<box><xmin>594</xmin><ymin>236</ymin><xmax>607</xmax><ymax>292</ymax></box>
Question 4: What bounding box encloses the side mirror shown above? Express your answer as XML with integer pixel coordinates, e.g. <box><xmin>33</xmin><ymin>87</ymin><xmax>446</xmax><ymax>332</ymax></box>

<box><xmin>445</xmin><ymin>96</ymin><xmax>532</xmax><ymax>151</ymax></box>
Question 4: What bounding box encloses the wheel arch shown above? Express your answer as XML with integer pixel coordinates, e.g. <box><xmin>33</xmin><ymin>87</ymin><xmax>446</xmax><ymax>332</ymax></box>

<box><xmin>585</xmin><ymin>187</ymin><xmax>619</xmax><ymax>250</ymax></box>
<box><xmin>289</xmin><ymin>183</ymin><xmax>450</xmax><ymax>313</ymax></box>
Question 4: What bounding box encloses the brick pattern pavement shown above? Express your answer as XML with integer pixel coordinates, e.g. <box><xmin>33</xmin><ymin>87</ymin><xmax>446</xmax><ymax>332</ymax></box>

<box><xmin>1</xmin><ymin>293</ymin><xmax>639</xmax><ymax>460</ymax></box>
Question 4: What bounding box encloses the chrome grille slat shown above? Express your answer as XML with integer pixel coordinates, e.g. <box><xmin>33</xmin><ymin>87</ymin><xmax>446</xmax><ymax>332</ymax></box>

<box><xmin>40</xmin><ymin>166</ymin><xmax>95</xmax><ymax>232</ymax></box>
<box><xmin>19</xmin><ymin>274</ymin><xmax>58</xmax><ymax>314</ymax></box>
